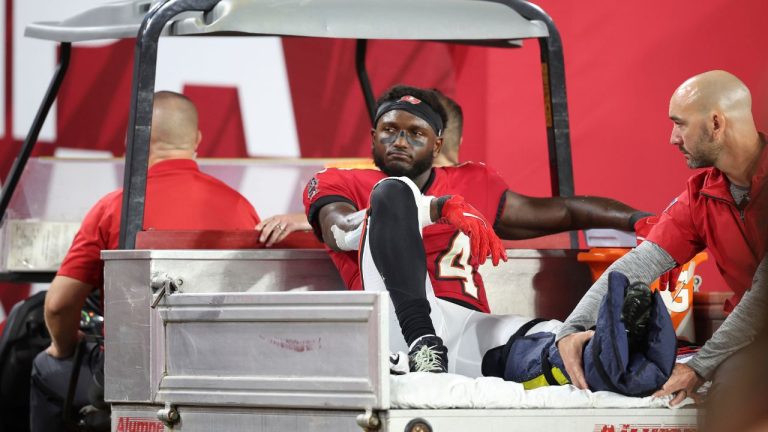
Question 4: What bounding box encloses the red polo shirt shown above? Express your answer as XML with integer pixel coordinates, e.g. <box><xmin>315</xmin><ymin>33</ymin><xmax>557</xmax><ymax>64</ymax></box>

<box><xmin>648</xmin><ymin>137</ymin><xmax>768</xmax><ymax>311</ymax></box>
<box><xmin>57</xmin><ymin>159</ymin><xmax>260</xmax><ymax>290</ymax></box>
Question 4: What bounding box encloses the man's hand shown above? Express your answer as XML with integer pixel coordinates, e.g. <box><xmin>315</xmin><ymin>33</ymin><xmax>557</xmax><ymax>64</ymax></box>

<box><xmin>653</xmin><ymin>363</ymin><xmax>705</xmax><ymax>406</ymax></box>
<box><xmin>46</xmin><ymin>343</ymin><xmax>69</xmax><ymax>359</ymax></box>
<box><xmin>437</xmin><ymin>195</ymin><xmax>507</xmax><ymax>266</ymax></box>
<box><xmin>45</xmin><ymin>330</ymin><xmax>84</xmax><ymax>359</ymax></box>
<box><xmin>257</xmin><ymin>213</ymin><xmax>312</xmax><ymax>247</ymax></box>
<box><xmin>557</xmin><ymin>330</ymin><xmax>594</xmax><ymax>390</ymax></box>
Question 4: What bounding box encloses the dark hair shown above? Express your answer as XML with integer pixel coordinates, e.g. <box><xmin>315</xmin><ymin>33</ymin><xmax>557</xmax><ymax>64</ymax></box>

<box><xmin>376</xmin><ymin>85</ymin><xmax>448</xmax><ymax>129</ymax></box>
<box><xmin>432</xmin><ymin>88</ymin><xmax>463</xmax><ymax>145</ymax></box>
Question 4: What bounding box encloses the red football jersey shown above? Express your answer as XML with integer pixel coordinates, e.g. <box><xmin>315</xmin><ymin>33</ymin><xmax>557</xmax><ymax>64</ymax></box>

<box><xmin>304</xmin><ymin>162</ymin><xmax>508</xmax><ymax>312</ymax></box>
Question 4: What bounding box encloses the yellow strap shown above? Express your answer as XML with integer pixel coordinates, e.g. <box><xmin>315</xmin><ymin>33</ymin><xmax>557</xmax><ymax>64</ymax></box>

<box><xmin>521</xmin><ymin>367</ymin><xmax>571</xmax><ymax>390</ymax></box>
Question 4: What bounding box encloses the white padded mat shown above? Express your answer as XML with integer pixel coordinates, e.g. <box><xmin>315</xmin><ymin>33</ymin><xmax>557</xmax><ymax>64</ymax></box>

<box><xmin>391</xmin><ymin>373</ymin><xmax>696</xmax><ymax>409</ymax></box>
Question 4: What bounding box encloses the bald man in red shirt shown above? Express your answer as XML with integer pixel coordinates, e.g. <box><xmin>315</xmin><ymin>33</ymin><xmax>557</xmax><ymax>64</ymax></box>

<box><xmin>29</xmin><ymin>91</ymin><xmax>260</xmax><ymax>432</ymax></box>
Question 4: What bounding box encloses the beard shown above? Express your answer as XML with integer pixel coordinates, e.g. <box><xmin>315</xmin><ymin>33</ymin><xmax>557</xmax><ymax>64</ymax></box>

<box><xmin>373</xmin><ymin>149</ymin><xmax>434</xmax><ymax>179</ymax></box>
<box><xmin>686</xmin><ymin>155</ymin><xmax>713</xmax><ymax>169</ymax></box>
<box><xmin>685</xmin><ymin>126</ymin><xmax>720</xmax><ymax>169</ymax></box>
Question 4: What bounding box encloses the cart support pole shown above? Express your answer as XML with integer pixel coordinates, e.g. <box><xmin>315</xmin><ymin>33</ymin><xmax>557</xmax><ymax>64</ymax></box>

<box><xmin>0</xmin><ymin>42</ymin><xmax>71</xmax><ymax>225</ymax></box>
<box><xmin>119</xmin><ymin>0</ymin><xmax>221</xmax><ymax>249</ymax></box>
<box><xmin>355</xmin><ymin>39</ymin><xmax>376</xmax><ymax>125</ymax></box>
<box><xmin>503</xmin><ymin>0</ymin><xmax>578</xmax><ymax>248</ymax></box>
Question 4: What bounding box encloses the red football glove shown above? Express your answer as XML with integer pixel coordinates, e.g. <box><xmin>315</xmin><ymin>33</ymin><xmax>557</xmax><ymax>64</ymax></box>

<box><xmin>437</xmin><ymin>195</ymin><xmax>507</xmax><ymax>267</ymax></box>
<box><xmin>658</xmin><ymin>266</ymin><xmax>683</xmax><ymax>292</ymax></box>
<box><xmin>634</xmin><ymin>215</ymin><xmax>681</xmax><ymax>291</ymax></box>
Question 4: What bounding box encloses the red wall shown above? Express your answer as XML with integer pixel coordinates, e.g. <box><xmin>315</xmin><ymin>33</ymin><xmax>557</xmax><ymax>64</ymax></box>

<box><xmin>460</xmin><ymin>0</ymin><xmax>768</xmax><ymax>291</ymax></box>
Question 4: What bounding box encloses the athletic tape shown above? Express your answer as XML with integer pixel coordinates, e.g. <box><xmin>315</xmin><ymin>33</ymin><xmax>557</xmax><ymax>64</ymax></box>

<box><xmin>331</xmin><ymin>223</ymin><xmax>363</xmax><ymax>251</ymax></box>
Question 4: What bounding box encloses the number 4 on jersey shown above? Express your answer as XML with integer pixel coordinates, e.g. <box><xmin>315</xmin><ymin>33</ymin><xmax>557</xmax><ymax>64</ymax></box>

<box><xmin>435</xmin><ymin>232</ymin><xmax>479</xmax><ymax>299</ymax></box>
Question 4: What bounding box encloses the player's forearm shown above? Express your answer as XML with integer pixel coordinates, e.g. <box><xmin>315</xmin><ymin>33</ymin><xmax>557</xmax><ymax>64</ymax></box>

<box><xmin>321</xmin><ymin>208</ymin><xmax>366</xmax><ymax>251</ymax></box>
<box><xmin>556</xmin><ymin>241</ymin><xmax>675</xmax><ymax>341</ymax></box>
<box><xmin>563</xmin><ymin>196</ymin><xmax>648</xmax><ymax>232</ymax></box>
<box><xmin>495</xmin><ymin>195</ymin><xmax>648</xmax><ymax>240</ymax></box>
<box><xmin>688</xmin><ymin>256</ymin><xmax>768</xmax><ymax>379</ymax></box>
<box><xmin>494</xmin><ymin>226</ymin><xmax>568</xmax><ymax>240</ymax></box>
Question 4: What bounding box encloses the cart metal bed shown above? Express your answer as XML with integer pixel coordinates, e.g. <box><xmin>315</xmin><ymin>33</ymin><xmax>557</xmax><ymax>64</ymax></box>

<box><xmin>102</xmin><ymin>248</ymin><xmax>698</xmax><ymax>431</ymax></box>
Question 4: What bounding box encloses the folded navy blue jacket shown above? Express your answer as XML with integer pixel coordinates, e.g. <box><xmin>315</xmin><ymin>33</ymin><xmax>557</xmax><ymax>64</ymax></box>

<box><xmin>483</xmin><ymin>271</ymin><xmax>677</xmax><ymax>397</ymax></box>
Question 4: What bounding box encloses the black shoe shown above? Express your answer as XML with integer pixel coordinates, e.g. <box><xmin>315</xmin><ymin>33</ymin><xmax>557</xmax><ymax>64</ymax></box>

<box><xmin>621</xmin><ymin>282</ymin><xmax>653</xmax><ymax>352</ymax></box>
<box><xmin>408</xmin><ymin>336</ymin><xmax>448</xmax><ymax>373</ymax></box>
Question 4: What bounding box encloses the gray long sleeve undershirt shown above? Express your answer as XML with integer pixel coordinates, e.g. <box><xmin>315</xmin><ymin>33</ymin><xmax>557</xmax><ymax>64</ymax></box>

<box><xmin>555</xmin><ymin>240</ymin><xmax>676</xmax><ymax>340</ymax></box>
<box><xmin>687</xmin><ymin>255</ymin><xmax>767</xmax><ymax>379</ymax></box>
<box><xmin>556</xmin><ymin>241</ymin><xmax>768</xmax><ymax>380</ymax></box>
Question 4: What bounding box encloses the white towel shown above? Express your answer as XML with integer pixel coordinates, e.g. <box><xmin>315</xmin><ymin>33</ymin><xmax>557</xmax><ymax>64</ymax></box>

<box><xmin>391</xmin><ymin>372</ymin><xmax>695</xmax><ymax>409</ymax></box>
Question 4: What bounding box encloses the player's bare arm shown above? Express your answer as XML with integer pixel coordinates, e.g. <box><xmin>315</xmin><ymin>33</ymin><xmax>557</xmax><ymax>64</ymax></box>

<box><xmin>494</xmin><ymin>190</ymin><xmax>644</xmax><ymax>240</ymax></box>
<box><xmin>318</xmin><ymin>202</ymin><xmax>366</xmax><ymax>251</ymax></box>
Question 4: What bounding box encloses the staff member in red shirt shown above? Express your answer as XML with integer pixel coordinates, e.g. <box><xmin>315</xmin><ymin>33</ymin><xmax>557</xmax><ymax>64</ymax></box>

<box><xmin>29</xmin><ymin>91</ymin><xmax>261</xmax><ymax>431</ymax></box>
<box><xmin>557</xmin><ymin>70</ymin><xmax>768</xmax><ymax>407</ymax></box>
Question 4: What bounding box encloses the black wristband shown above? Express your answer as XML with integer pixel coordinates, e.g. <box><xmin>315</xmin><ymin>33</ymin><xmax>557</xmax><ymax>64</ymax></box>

<box><xmin>436</xmin><ymin>195</ymin><xmax>451</xmax><ymax>219</ymax></box>
<box><xmin>628</xmin><ymin>211</ymin><xmax>654</xmax><ymax>230</ymax></box>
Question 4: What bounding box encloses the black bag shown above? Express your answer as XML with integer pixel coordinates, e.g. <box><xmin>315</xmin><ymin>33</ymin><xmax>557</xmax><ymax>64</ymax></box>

<box><xmin>0</xmin><ymin>291</ymin><xmax>50</xmax><ymax>432</ymax></box>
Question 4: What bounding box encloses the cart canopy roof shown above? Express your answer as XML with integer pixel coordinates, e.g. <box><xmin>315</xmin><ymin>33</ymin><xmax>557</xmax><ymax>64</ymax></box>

<box><xmin>25</xmin><ymin>0</ymin><xmax>548</xmax><ymax>44</ymax></box>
